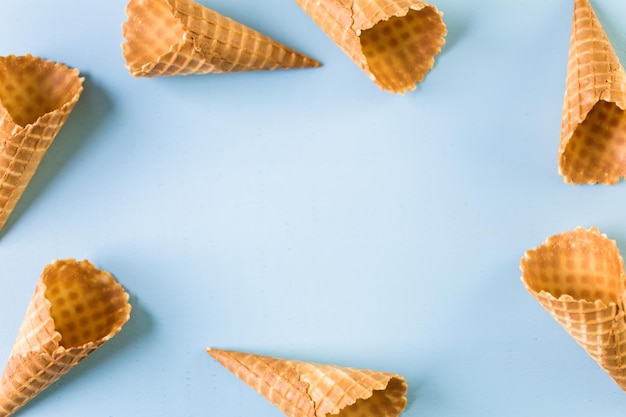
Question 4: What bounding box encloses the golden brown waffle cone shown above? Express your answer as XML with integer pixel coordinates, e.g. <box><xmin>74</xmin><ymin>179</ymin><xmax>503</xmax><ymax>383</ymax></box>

<box><xmin>558</xmin><ymin>0</ymin><xmax>626</xmax><ymax>184</ymax></box>
<box><xmin>294</xmin><ymin>0</ymin><xmax>446</xmax><ymax>93</ymax></box>
<box><xmin>0</xmin><ymin>259</ymin><xmax>131</xmax><ymax>416</ymax></box>
<box><xmin>521</xmin><ymin>227</ymin><xmax>626</xmax><ymax>390</ymax></box>
<box><xmin>0</xmin><ymin>55</ymin><xmax>83</xmax><ymax>232</ymax></box>
<box><xmin>122</xmin><ymin>0</ymin><xmax>320</xmax><ymax>77</ymax></box>
<box><xmin>207</xmin><ymin>348</ymin><xmax>407</xmax><ymax>417</ymax></box>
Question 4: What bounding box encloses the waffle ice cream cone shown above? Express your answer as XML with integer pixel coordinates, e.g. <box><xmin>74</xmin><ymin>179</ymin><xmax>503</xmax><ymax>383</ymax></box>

<box><xmin>521</xmin><ymin>227</ymin><xmax>626</xmax><ymax>390</ymax></box>
<box><xmin>294</xmin><ymin>0</ymin><xmax>446</xmax><ymax>93</ymax></box>
<box><xmin>122</xmin><ymin>0</ymin><xmax>320</xmax><ymax>77</ymax></box>
<box><xmin>0</xmin><ymin>55</ymin><xmax>83</xmax><ymax>232</ymax></box>
<box><xmin>207</xmin><ymin>348</ymin><xmax>407</xmax><ymax>417</ymax></box>
<box><xmin>0</xmin><ymin>259</ymin><xmax>131</xmax><ymax>416</ymax></box>
<box><xmin>559</xmin><ymin>0</ymin><xmax>626</xmax><ymax>184</ymax></box>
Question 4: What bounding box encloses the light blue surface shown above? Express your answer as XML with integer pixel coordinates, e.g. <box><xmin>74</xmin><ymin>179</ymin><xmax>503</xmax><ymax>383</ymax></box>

<box><xmin>2</xmin><ymin>0</ymin><xmax>626</xmax><ymax>415</ymax></box>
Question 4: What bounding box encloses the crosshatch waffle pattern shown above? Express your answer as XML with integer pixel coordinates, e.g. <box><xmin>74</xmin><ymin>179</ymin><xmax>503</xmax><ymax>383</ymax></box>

<box><xmin>208</xmin><ymin>348</ymin><xmax>407</xmax><ymax>417</ymax></box>
<box><xmin>294</xmin><ymin>0</ymin><xmax>446</xmax><ymax>93</ymax></box>
<box><xmin>122</xmin><ymin>0</ymin><xmax>320</xmax><ymax>77</ymax></box>
<box><xmin>559</xmin><ymin>0</ymin><xmax>626</xmax><ymax>184</ymax></box>
<box><xmin>521</xmin><ymin>227</ymin><xmax>626</xmax><ymax>391</ymax></box>
<box><xmin>0</xmin><ymin>55</ymin><xmax>83</xmax><ymax>232</ymax></box>
<box><xmin>296</xmin><ymin>362</ymin><xmax>406</xmax><ymax>417</ymax></box>
<box><xmin>0</xmin><ymin>259</ymin><xmax>131</xmax><ymax>417</ymax></box>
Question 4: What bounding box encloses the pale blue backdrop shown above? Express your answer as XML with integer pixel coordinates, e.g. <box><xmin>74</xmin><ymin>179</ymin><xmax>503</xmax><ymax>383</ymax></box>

<box><xmin>1</xmin><ymin>0</ymin><xmax>626</xmax><ymax>416</ymax></box>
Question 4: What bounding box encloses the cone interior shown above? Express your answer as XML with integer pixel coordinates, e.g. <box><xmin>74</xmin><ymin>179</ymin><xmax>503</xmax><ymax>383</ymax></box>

<box><xmin>0</xmin><ymin>56</ymin><xmax>82</xmax><ymax>128</ymax></box>
<box><xmin>522</xmin><ymin>228</ymin><xmax>623</xmax><ymax>305</ymax></box>
<box><xmin>336</xmin><ymin>377</ymin><xmax>406</xmax><ymax>417</ymax></box>
<box><xmin>123</xmin><ymin>0</ymin><xmax>186</xmax><ymax>75</ymax></box>
<box><xmin>359</xmin><ymin>6</ymin><xmax>445</xmax><ymax>92</ymax></box>
<box><xmin>43</xmin><ymin>260</ymin><xmax>130</xmax><ymax>348</ymax></box>
<box><xmin>560</xmin><ymin>100</ymin><xmax>626</xmax><ymax>184</ymax></box>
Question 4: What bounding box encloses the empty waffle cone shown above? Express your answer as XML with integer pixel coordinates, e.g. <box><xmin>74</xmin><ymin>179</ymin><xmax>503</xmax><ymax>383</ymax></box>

<box><xmin>0</xmin><ymin>55</ymin><xmax>83</xmax><ymax>232</ymax></box>
<box><xmin>294</xmin><ymin>0</ymin><xmax>446</xmax><ymax>93</ymax></box>
<box><xmin>207</xmin><ymin>348</ymin><xmax>407</xmax><ymax>417</ymax></box>
<box><xmin>558</xmin><ymin>0</ymin><xmax>626</xmax><ymax>184</ymax></box>
<box><xmin>122</xmin><ymin>0</ymin><xmax>320</xmax><ymax>77</ymax></box>
<box><xmin>0</xmin><ymin>259</ymin><xmax>131</xmax><ymax>416</ymax></box>
<box><xmin>520</xmin><ymin>227</ymin><xmax>626</xmax><ymax>390</ymax></box>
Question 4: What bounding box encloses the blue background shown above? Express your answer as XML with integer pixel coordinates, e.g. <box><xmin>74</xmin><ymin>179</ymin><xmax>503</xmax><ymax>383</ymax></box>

<box><xmin>2</xmin><ymin>0</ymin><xmax>626</xmax><ymax>415</ymax></box>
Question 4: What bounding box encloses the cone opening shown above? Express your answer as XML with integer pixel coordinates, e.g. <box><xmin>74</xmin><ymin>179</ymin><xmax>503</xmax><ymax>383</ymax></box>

<box><xmin>333</xmin><ymin>376</ymin><xmax>407</xmax><ymax>417</ymax></box>
<box><xmin>521</xmin><ymin>228</ymin><xmax>624</xmax><ymax>304</ymax></box>
<box><xmin>560</xmin><ymin>100</ymin><xmax>626</xmax><ymax>184</ymax></box>
<box><xmin>122</xmin><ymin>0</ymin><xmax>186</xmax><ymax>75</ymax></box>
<box><xmin>0</xmin><ymin>55</ymin><xmax>82</xmax><ymax>127</ymax></box>
<box><xmin>43</xmin><ymin>259</ymin><xmax>130</xmax><ymax>348</ymax></box>
<box><xmin>359</xmin><ymin>6</ymin><xmax>445</xmax><ymax>93</ymax></box>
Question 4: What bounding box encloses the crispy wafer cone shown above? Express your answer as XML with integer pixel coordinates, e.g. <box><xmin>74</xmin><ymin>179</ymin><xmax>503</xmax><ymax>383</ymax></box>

<box><xmin>0</xmin><ymin>259</ymin><xmax>131</xmax><ymax>416</ymax></box>
<box><xmin>0</xmin><ymin>55</ymin><xmax>83</xmax><ymax>232</ymax></box>
<box><xmin>207</xmin><ymin>348</ymin><xmax>407</xmax><ymax>417</ymax></box>
<box><xmin>122</xmin><ymin>0</ymin><xmax>320</xmax><ymax>77</ymax></box>
<box><xmin>558</xmin><ymin>0</ymin><xmax>626</xmax><ymax>184</ymax></box>
<box><xmin>294</xmin><ymin>0</ymin><xmax>446</xmax><ymax>93</ymax></box>
<box><xmin>521</xmin><ymin>227</ymin><xmax>626</xmax><ymax>390</ymax></box>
